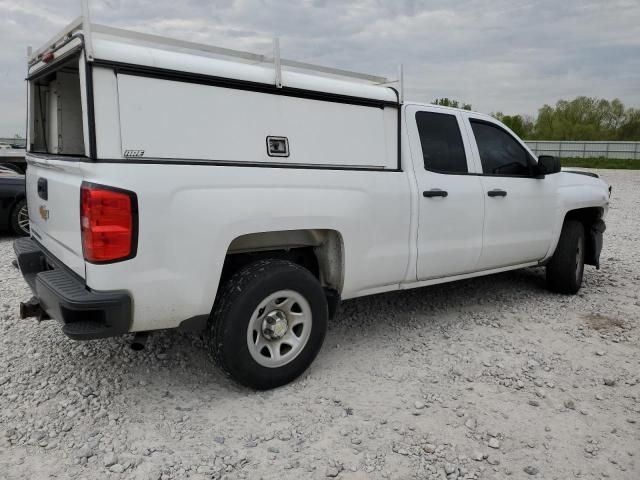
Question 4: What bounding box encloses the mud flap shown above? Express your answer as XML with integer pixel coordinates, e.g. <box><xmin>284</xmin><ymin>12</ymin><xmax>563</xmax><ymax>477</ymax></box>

<box><xmin>588</xmin><ymin>219</ymin><xmax>606</xmax><ymax>269</ymax></box>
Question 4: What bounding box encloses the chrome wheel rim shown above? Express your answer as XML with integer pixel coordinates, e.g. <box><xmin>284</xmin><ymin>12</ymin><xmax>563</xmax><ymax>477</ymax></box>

<box><xmin>17</xmin><ymin>204</ymin><xmax>29</xmax><ymax>234</ymax></box>
<box><xmin>246</xmin><ymin>290</ymin><xmax>312</xmax><ymax>368</ymax></box>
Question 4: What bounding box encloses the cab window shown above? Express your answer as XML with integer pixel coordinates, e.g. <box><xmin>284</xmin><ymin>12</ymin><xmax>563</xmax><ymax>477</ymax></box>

<box><xmin>416</xmin><ymin>111</ymin><xmax>468</xmax><ymax>174</ymax></box>
<box><xmin>470</xmin><ymin>120</ymin><xmax>532</xmax><ymax>176</ymax></box>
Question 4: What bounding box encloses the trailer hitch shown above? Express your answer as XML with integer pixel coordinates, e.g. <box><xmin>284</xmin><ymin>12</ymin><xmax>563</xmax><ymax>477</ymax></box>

<box><xmin>19</xmin><ymin>297</ymin><xmax>50</xmax><ymax>321</ymax></box>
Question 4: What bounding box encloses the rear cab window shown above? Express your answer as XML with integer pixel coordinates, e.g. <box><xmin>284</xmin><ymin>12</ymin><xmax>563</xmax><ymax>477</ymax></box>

<box><xmin>415</xmin><ymin>111</ymin><xmax>468</xmax><ymax>174</ymax></box>
<box><xmin>469</xmin><ymin>120</ymin><xmax>534</xmax><ymax>176</ymax></box>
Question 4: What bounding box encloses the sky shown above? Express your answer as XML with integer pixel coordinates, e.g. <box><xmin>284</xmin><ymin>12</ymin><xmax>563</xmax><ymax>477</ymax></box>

<box><xmin>1</xmin><ymin>0</ymin><xmax>639</xmax><ymax>136</ymax></box>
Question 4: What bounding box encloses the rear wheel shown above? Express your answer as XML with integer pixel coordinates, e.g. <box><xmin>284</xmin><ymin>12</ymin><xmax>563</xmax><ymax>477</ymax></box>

<box><xmin>209</xmin><ymin>259</ymin><xmax>328</xmax><ymax>390</ymax></box>
<box><xmin>10</xmin><ymin>199</ymin><xmax>29</xmax><ymax>236</ymax></box>
<box><xmin>546</xmin><ymin>220</ymin><xmax>585</xmax><ymax>294</ymax></box>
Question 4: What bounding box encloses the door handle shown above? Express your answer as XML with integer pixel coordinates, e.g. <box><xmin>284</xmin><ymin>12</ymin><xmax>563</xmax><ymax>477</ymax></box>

<box><xmin>487</xmin><ymin>189</ymin><xmax>507</xmax><ymax>197</ymax></box>
<box><xmin>423</xmin><ymin>189</ymin><xmax>448</xmax><ymax>198</ymax></box>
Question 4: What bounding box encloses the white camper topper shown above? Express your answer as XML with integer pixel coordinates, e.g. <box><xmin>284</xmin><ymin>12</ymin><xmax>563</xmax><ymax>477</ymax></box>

<box><xmin>28</xmin><ymin>19</ymin><xmax>400</xmax><ymax>168</ymax></box>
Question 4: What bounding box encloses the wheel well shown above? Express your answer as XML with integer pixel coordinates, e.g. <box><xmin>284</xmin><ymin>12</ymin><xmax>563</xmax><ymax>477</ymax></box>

<box><xmin>220</xmin><ymin>246</ymin><xmax>321</xmax><ymax>284</ymax></box>
<box><xmin>564</xmin><ymin>207</ymin><xmax>603</xmax><ymax>227</ymax></box>
<box><xmin>221</xmin><ymin>229</ymin><xmax>345</xmax><ymax>312</ymax></box>
<box><xmin>564</xmin><ymin>207</ymin><xmax>605</xmax><ymax>267</ymax></box>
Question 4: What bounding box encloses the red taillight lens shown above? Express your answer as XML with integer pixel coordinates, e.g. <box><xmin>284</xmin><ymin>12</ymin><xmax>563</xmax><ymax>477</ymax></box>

<box><xmin>81</xmin><ymin>183</ymin><xmax>137</xmax><ymax>263</ymax></box>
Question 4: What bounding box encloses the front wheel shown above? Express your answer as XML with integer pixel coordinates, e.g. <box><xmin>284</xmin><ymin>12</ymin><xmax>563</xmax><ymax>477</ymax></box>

<box><xmin>209</xmin><ymin>259</ymin><xmax>328</xmax><ymax>390</ymax></box>
<box><xmin>546</xmin><ymin>220</ymin><xmax>585</xmax><ymax>294</ymax></box>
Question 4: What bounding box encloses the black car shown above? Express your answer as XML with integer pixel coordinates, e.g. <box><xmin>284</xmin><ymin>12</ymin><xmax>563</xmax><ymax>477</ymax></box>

<box><xmin>0</xmin><ymin>165</ymin><xmax>29</xmax><ymax>236</ymax></box>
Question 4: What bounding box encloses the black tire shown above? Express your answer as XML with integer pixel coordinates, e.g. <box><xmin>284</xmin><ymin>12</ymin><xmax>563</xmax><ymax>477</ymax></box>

<box><xmin>209</xmin><ymin>259</ymin><xmax>328</xmax><ymax>390</ymax></box>
<box><xmin>546</xmin><ymin>220</ymin><xmax>585</xmax><ymax>294</ymax></box>
<box><xmin>10</xmin><ymin>199</ymin><xmax>30</xmax><ymax>236</ymax></box>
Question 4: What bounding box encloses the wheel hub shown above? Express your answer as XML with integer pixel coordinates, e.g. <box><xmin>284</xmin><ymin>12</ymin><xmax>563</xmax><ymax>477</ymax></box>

<box><xmin>247</xmin><ymin>289</ymin><xmax>313</xmax><ymax>369</ymax></box>
<box><xmin>261</xmin><ymin>310</ymin><xmax>288</xmax><ymax>340</ymax></box>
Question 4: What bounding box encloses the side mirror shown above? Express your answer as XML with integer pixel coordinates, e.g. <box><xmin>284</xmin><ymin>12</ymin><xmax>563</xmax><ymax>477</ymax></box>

<box><xmin>535</xmin><ymin>155</ymin><xmax>561</xmax><ymax>177</ymax></box>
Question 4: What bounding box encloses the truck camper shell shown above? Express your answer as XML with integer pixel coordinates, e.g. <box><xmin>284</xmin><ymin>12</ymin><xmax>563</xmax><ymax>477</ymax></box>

<box><xmin>27</xmin><ymin>17</ymin><xmax>402</xmax><ymax>170</ymax></box>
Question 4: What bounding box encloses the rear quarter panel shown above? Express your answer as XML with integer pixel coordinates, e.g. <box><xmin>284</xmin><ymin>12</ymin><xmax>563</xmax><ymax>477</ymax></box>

<box><xmin>82</xmin><ymin>164</ymin><xmax>413</xmax><ymax>332</ymax></box>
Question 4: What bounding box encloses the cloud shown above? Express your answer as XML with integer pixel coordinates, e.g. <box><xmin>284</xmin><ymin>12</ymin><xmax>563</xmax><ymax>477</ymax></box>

<box><xmin>1</xmin><ymin>0</ymin><xmax>639</xmax><ymax>135</ymax></box>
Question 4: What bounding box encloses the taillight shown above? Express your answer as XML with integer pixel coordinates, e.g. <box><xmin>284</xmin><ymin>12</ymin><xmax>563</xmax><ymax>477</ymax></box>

<box><xmin>80</xmin><ymin>183</ymin><xmax>138</xmax><ymax>263</ymax></box>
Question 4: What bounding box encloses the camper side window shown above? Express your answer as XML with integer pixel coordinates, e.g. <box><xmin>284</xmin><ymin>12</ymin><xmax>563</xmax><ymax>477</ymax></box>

<box><xmin>28</xmin><ymin>57</ymin><xmax>85</xmax><ymax>156</ymax></box>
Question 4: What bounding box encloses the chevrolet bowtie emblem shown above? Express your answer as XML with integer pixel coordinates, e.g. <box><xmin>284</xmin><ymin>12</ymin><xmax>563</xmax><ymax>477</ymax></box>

<box><xmin>39</xmin><ymin>205</ymin><xmax>49</xmax><ymax>221</ymax></box>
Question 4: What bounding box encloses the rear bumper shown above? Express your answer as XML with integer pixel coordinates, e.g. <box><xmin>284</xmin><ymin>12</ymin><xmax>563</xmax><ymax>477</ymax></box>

<box><xmin>13</xmin><ymin>237</ymin><xmax>132</xmax><ymax>340</ymax></box>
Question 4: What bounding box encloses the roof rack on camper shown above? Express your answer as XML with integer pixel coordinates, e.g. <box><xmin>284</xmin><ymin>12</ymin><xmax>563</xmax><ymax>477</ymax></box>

<box><xmin>28</xmin><ymin>0</ymin><xmax>405</xmax><ymax>102</ymax></box>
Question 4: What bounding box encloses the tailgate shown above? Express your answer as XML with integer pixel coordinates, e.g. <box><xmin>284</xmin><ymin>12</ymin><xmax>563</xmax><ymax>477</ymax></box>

<box><xmin>27</xmin><ymin>155</ymin><xmax>85</xmax><ymax>278</ymax></box>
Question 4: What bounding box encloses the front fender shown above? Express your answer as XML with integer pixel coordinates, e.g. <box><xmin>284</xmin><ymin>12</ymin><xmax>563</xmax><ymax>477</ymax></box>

<box><xmin>542</xmin><ymin>173</ymin><xmax>610</xmax><ymax>263</ymax></box>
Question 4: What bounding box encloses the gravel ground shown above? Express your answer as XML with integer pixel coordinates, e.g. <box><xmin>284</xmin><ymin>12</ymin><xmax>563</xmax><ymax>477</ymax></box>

<box><xmin>1</xmin><ymin>169</ymin><xmax>639</xmax><ymax>480</ymax></box>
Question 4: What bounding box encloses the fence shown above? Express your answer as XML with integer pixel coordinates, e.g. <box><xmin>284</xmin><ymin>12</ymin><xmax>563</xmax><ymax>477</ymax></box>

<box><xmin>0</xmin><ymin>138</ymin><xmax>26</xmax><ymax>148</ymax></box>
<box><xmin>525</xmin><ymin>141</ymin><xmax>640</xmax><ymax>160</ymax></box>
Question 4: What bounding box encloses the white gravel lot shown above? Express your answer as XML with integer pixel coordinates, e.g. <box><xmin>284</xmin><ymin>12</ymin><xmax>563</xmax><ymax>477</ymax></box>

<box><xmin>1</xmin><ymin>169</ymin><xmax>639</xmax><ymax>480</ymax></box>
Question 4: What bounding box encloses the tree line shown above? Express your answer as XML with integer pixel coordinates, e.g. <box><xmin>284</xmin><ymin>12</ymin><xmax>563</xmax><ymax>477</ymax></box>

<box><xmin>433</xmin><ymin>97</ymin><xmax>640</xmax><ymax>141</ymax></box>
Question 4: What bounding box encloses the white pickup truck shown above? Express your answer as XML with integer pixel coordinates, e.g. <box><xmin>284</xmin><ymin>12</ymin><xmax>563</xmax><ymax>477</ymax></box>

<box><xmin>15</xmin><ymin>18</ymin><xmax>610</xmax><ymax>389</ymax></box>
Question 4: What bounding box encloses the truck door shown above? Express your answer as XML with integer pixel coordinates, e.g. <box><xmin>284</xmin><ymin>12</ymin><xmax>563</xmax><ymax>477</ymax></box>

<box><xmin>406</xmin><ymin>105</ymin><xmax>485</xmax><ymax>280</ymax></box>
<box><xmin>463</xmin><ymin>115</ymin><xmax>557</xmax><ymax>269</ymax></box>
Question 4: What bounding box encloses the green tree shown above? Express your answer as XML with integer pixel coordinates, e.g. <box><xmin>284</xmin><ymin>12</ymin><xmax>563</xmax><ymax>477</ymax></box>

<box><xmin>432</xmin><ymin>98</ymin><xmax>472</xmax><ymax>110</ymax></box>
<box><xmin>436</xmin><ymin>96</ymin><xmax>639</xmax><ymax>141</ymax></box>
<box><xmin>617</xmin><ymin>108</ymin><xmax>640</xmax><ymax>140</ymax></box>
<box><xmin>530</xmin><ymin>96</ymin><xmax>633</xmax><ymax>140</ymax></box>
<box><xmin>493</xmin><ymin>112</ymin><xmax>534</xmax><ymax>139</ymax></box>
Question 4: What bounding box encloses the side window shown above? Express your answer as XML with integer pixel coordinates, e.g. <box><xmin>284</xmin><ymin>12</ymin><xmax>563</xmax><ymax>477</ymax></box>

<box><xmin>416</xmin><ymin>111</ymin><xmax>468</xmax><ymax>174</ymax></box>
<box><xmin>470</xmin><ymin>120</ymin><xmax>532</xmax><ymax>176</ymax></box>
